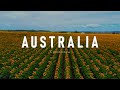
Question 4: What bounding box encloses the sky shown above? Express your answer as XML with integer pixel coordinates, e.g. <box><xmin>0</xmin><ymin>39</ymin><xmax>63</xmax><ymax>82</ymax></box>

<box><xmin>0</xmin><ymin>11</ymin><xmax>120</xmax><ymax>31</ymax></box>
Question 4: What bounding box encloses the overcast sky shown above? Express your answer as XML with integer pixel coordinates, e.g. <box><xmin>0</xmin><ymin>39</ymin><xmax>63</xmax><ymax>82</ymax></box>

<box><xmin>0</xmin><ymin>11</ymin><xmax>120</xmax><ymax>27</ymax></box>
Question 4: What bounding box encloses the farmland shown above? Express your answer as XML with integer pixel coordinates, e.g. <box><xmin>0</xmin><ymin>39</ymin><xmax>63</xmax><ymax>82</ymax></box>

<box><xmin>0</xmin><ymin>31</ymin><xmax>120</xmax><ymax>79</ymax></box>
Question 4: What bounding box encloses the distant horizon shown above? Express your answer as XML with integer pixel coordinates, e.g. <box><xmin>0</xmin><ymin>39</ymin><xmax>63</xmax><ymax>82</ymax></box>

<box><xmin>0</xmin><ymin>23</ymin><xmax>120</xmax><ymax>32</ymax></box>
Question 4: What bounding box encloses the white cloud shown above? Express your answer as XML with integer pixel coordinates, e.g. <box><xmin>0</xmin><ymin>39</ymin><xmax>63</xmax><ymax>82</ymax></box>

<box><xmin>82</xmin><ymin>24</ymin><xmax>101</xmax><ymax>28</ymax></box>
<box><xmin>0</xmin><ymin>11</ymin><xmax>120</xmax><ymax>27</ymax></box>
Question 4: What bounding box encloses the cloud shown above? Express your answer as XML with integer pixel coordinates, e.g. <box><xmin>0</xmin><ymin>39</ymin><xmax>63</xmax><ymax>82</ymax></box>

<box><xmin>0</xmin><ymin>11</ymin><xmax>120</xmax><ymax>28</ymax></box>
<box><xmin>81</xmin><ymin>24</ymin><xmax>101</xmax><ymax>28</ymax></box>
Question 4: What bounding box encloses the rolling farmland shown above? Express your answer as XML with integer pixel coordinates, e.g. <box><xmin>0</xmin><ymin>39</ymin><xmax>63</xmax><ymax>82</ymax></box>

<box><xmin>0</xmin><ymin>31</ymin><xmax>120</xmax><ymax>79</ymax></box>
